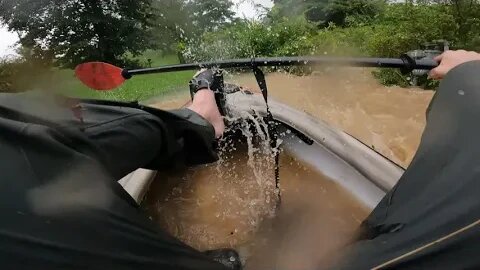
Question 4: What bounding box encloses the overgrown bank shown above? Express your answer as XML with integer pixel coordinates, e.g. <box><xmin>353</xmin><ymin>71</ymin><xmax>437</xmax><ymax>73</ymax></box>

<box><xmin>185</xmin><ymin>2</ymin><xmax>480</xmax><ymax>87</ymax></box>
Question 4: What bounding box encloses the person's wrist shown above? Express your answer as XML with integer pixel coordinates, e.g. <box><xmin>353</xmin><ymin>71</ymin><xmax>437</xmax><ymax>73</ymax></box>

<box><xmin>193</xmin><ymin>88</ymin><xmax>214</xmax><ymax>99</ymax></box>
<box><xmin>191</xmin><ymin>89</ymin><xmax>216</xmax><ymax>110</ymax></box>
<box><xmin>196</xmin><ymin>87</ymin><xmax>210</xmax><ymax>92</ymax></box>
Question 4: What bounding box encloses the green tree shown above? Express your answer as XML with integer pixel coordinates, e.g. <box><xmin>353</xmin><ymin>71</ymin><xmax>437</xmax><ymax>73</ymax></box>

<box><xmin>187</xmin><ymin>0</ymin><xmax>235</xmax><ymax>33</ymax></box>
<box><xmin>384</xmin><ymin>0</ymin><xmax>480</xmax><ymax>49</ymax></box>
<box><xmin>151</xmin><ymin>0</ymin><xmax>193</xmax><ymax>53</ymax></box>
<box><xmin>150</xmin><ymin>0</ymin><xmax>235</xmax><ymax>56</ymax></box>
<box><xmin>0</xmin><ymin>0</ymin><xmax>154</xmax><ymax>68</ymax></box>
<box><xmin>270</xmin><ymin>0</ymin><xmax>314</xmax><ymax>19</ymax></box>
<box><xmin>319</xmin><ymin>0</ymin><xmax>385</xmax><ymax>26</ymax></box>
<box><xmin>442</xmin><ymin>0</ymin><xmax>480</xmax><ymax>49</ymax></box>
<box><xmin>271</xmin><ymin>0</ymin><xmax>384</xmax><ymax>27</ymax></box>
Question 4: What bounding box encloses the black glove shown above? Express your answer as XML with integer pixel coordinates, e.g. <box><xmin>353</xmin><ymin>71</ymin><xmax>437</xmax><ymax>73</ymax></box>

<box><xmin>189</xmin><ymin>69</ymin><xmax>226</xmax><ymax>115</ymax></box>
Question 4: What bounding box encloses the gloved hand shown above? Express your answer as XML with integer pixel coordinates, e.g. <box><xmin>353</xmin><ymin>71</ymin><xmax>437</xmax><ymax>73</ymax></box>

<box><xmin>189</xmin><ymin>69</ymin><xmax>224</xmax><ymax>97</ymax></box>
<box><xmin>189</xmin><ymin>69</ymin><xmax>227</xmax><ymax>117</ymax></box>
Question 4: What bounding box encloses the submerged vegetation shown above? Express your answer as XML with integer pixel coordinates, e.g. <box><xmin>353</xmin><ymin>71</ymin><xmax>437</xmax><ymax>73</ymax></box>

<box><xmin>2</xmin><ymin>0</ymin><xmax>480</xmax><ymax>96</ymax></box>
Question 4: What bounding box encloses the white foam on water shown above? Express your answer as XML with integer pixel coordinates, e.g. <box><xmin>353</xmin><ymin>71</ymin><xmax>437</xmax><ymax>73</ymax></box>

<box><xmin>221</xmin><ymin>110</ymin><xmax>281</xmax><ymax>215</ymax></box>
<box><xmin>144</xmin><ymin>109</ymin><xmax>282</xmax><ymax>250</ymax></box>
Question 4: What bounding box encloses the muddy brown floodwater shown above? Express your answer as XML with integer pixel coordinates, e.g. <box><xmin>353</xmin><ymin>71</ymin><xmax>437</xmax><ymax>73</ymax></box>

<box><xmin>144</xmin><ymin>138</ymin><xmax>279</xmax><ymax>252</ymax></box>
<box><xmin>230</xmin><ymin>69</ymin><xmax>435</xmax><ymax>168</ymax></box>
<box><xmin>152</xmin><ymin>69</ymin><xmax>434</xmax><ymax>167</ymax></box>
<box><xmin>147</xmin><ymin>70</ymin><xmax>435</xmax><ymax>268</ymax></box>
<box><xmin>144</xmin><ymin>141</ymin><xmax>369</xmax><ymax>269</ymax></box>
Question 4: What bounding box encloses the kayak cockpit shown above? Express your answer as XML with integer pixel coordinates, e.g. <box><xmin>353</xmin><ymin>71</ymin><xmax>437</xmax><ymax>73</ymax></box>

<box><xmin>118</xmin><ymin>92</ymin><xmax>404</xmax><ymax>266</ymax></box>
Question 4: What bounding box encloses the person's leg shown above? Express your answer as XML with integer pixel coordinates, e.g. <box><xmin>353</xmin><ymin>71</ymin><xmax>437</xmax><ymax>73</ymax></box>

<box><xmin>333</xmin><ymin>61</ymin><xmax>480</xmax><ymax>269</ymax></box>
<box><xmin>77</xmin><ymin>102</ymin><xmax>218</xmax><ymax>180</ymax></box>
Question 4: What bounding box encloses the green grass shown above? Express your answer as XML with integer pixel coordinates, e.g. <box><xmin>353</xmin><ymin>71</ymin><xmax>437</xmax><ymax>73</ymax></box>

<box><xmin>54</xmin><ymin>53</ymin><xmax>193</xmax><ymax>102</ymax></box>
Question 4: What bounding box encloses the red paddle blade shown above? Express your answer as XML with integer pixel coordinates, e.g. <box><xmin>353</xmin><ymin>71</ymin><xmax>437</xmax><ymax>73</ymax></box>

<box><xmin>75</xmin><ymin>62</ymin><xmax>125</xmax><ymax>90</ymax></box>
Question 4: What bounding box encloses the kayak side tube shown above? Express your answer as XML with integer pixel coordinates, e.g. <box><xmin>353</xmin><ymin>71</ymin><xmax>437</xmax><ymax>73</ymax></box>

<box><xmin>119</xmin><ymin>91</ymin><xmax>404</xmax><ymax>210</ymax></box>
<box><xmin>226</xmin><ymin>91</ymin><xmax>404</xmax><ymax>209</ymax></box>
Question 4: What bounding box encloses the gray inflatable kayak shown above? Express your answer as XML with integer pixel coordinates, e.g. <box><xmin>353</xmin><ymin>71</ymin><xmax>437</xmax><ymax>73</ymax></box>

<box><xmin>119</xmin><ymin>91</ymin><xmax>404</xmax><ymax>211</ymax></box>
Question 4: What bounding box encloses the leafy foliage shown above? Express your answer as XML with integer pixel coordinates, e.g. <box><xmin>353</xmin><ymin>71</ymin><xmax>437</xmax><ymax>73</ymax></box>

<box><xmin>151</xmin><ymin>0</ymin><xmax>235</xmax><ymax>54</ymax></box>
<box><xmin>270</xmin><ymin>0</ymin><xmax>385</xmax><ymax>27</ymax></box>
<box><xmin>0</xmin><ymin>56</ymin><xmax>52</xmax><ymax>92</ymax></box>
<box><xmin>0</xmin><ymin>0</ymin><xmax>154</xmax><ymax>68</ymax></box>
<box><xmin>187</xmin><ymin>0</ymin><xmax>235</xmax><ymax>32</ymax></box>
<box><xmin>186</xmin><ymin>1</ymin><xmax>480</xmax><ymax>88</ymax></box>
<box><xmin>0</xmin><ymin>59</ymin><xmax>19</xmax><ymax>92</ymax></box>
<box><xmin>151</xmin><ymin>0</ymin><xmax>192</xmax><ymax>53</ymax></box>
<box><xmin>3</xmin><ymin>0</ymin><xmax>480</xmax><ymax>91</ymax></box>
<box><xmin>365</xmin><ymin>4</ymin><xmax>456</xmax><ymax>56</ymax></box>
<box><xmin>183</xmin><ymin>17</ymin><xmax>317</xmax><ymax>61</ymax></box>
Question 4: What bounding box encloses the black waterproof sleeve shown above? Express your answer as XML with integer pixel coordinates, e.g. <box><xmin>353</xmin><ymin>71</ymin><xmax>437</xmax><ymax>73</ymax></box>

<box><xmin>334</xmin><ymin>61</ymin><xmax>480</xmax><ymax>269</ymax></box>
<box><xmin>0</xmin><ymin>93</ymin><xmax>218</xmax><ymax>179</ymax></box>
<box><xmin>76</xmin><ymin>103</ymin><xmax>219</xmax><ymax>179</ymax></box>
<box><xmin>0</xmin><ymin>92</ymin><xmax>227</xmax><ymax>270</ymax></box>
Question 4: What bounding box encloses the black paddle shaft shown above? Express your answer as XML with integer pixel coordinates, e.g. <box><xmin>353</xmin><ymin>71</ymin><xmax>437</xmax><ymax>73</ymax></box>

<box><xmin>123</xmin><ymin>55</ymin><xmax>438</xmax><ymax>78</ymax></box>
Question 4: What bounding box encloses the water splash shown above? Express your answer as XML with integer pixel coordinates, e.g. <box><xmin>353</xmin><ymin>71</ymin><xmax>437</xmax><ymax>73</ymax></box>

<box><xmin>219</xmin><ymin>110</ymin><xmax>281</xmax><ymax>212</ymax></box>
<box><xmin>145</xmin><ymin>109</ymin><xmax>282</xmax><ymax>250</ymax></box>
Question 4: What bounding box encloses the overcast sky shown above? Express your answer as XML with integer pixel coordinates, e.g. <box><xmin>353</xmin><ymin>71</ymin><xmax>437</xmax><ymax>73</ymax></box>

<box><xmin>0</xmin><ymin>27</ymin><xmax>18</xmax><ymax>57</ymax></box>
<box><xmin>0</xmin><ymin>0</ymin><xmax>273</xmax><ymax>57</ymax></box>
<box><xmin>233</xmin><ymin>0</ymin><xmax>273</xmax><ymax>18</ymax></box>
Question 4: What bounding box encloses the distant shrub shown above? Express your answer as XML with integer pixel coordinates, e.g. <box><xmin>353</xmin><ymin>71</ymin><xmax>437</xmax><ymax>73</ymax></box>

<box><xmin>0</xmin><ymin>58</ymin><xmax>23</xmax><ymax>92</ymax></box>
<box><xmin>0</xmin><ymin>57</ymin><xmax>52</xmax><ymax>93</ymax></box>
<box><xmin>183</xmin><ymin>17</ymin><xmax>317</xmax><ymax>61</ymax></box>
